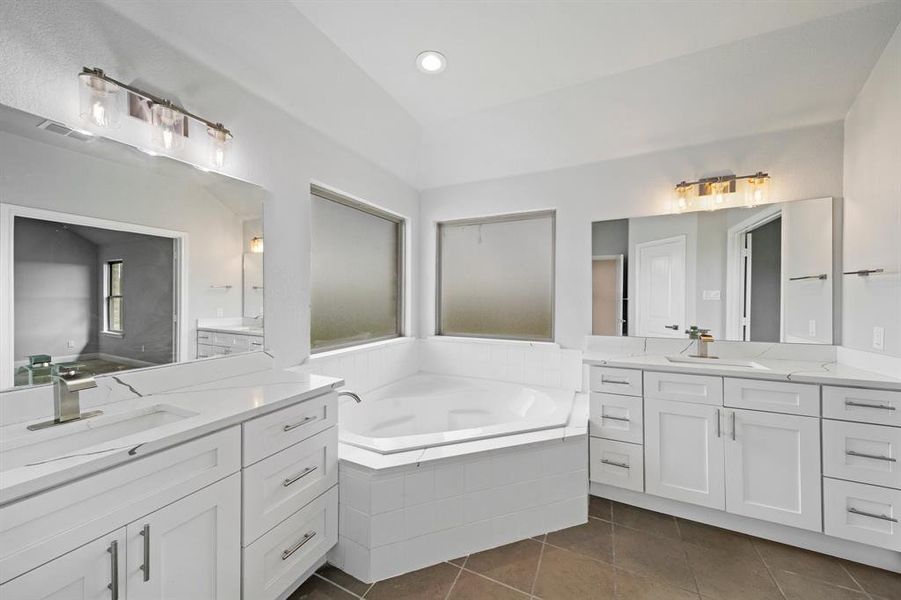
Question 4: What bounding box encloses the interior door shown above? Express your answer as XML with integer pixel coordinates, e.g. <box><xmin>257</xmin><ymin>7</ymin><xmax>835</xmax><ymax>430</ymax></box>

<box><xmin>592</xmin><ymin>255</ymin><xmax>624</xmax><ymax>335</ymax></box>
<box><xmin>126</xmin><ymin>474</ymin><xmax>240</xmax><ymax>600</ymax></box>
<box><xmin>0</xmin><ymin>529</ymin><xmax>126</xmax><ymax>600</ymax></box>
<box><xmin>636</xmin><ymin>236</ymin><xmax>686</xmax><ymax>337</ymax></box>
<box><xmin>725</xmin><ymin>409</ymin><xmax>821</xmax><ymax>531</ymax></box>
<box><xmin>645</xmin><ymin>397</ymin><xmax>725</xmax><ymax>509</ymax></box>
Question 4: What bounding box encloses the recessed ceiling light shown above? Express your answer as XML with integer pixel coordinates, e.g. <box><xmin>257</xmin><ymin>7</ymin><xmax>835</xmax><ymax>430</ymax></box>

<box><xmin>416</xmin><ymin>51</ymin><xmax>446</xmax><ymax>74</ymax></box>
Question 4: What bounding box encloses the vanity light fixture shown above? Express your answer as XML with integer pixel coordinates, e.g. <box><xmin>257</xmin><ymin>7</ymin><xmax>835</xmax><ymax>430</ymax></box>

<box><xmin>250</xmin><ymin>236</ymin><xmax>264</xmax><ymax>253</ymax></box>
<box><xmin>672</xmin><ymin>172</ymin><xmax>770</xmax><ymax>212</ymax></box>
<box><xmin>416</xmin><ymin>51</ymin><xmax>447</xmax><ymax>74</ymax></box>
<box><xmin>78</xmin><ymin>67</ymin><xmax>233</xmax><ymax>168</ymax></box>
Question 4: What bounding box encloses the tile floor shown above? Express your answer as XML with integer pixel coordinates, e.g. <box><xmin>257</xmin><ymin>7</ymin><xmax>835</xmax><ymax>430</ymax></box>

<box><xmin>290</xmin><ymin>497</ymin><xmax>901</xmax><ymax>600</ymax></box>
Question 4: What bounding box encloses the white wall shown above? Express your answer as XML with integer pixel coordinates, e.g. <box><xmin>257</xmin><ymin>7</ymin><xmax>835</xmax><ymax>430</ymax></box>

<box><xmin>420</xmin><ymin>123</ymin><xmax>844</xmax><ymax>349</ymax></box>
<box><xmin>0</xmin><ymin>1</ymin><xmax>420</xmax><ymax>368</ymax></box>
<box><xmin>843</xmin><ymin>22</ymin><xmax>901</xmax><ymax>357</ymax></box>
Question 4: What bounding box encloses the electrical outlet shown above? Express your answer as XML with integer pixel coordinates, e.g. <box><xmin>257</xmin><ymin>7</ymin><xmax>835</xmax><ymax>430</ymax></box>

<box><xmin>808</xmin><ymin>320</ymin><xmax>816</xmax><ymax>337</ymax></box>
<box><xmin>66</xmin><ymin>339</ymin><xmax>75</xmax><ymax>350</ymax></box>
<box><xmin>873</xmin><ymin>326</ymin><xmax>885</xmax><ymax>351</ymax></box>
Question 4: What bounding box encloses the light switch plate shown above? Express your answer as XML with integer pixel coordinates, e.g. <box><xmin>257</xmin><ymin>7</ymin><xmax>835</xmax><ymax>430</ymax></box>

<box><xmin>873</xmin><ymin>326</ymin><xmax>885</xmax><ymax>351</ymax></box>
<box><xmin>702</xmin><ymin>290</ymin><xmax>721</xmax><ymax>300</ymax></box>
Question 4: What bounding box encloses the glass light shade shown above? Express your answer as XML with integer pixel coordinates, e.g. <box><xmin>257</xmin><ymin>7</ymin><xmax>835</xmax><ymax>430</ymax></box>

<box><xmin>673</xmin><ymin>183</ymin><xmax>693</xmax><ymax>213</ymax></box>
<box><xmin>208</xmin><ymin>127</ymin><xmax>231</xmax><ymax>169</ymax></box>
<box><xmin>79</xmin><ymin>73</ymin><xmax>121</xmax><ymax>128</ymax></box>
<box><xmin>250</xmin><ymin>237</ymin><xmax>264</xmax><ymax>253</ymax></box>
<box><xmin>151</xmin><ymin>103</ymin><xmax>185</xmax><ymax>151</ymax></box>
<box><xmin>744</xmin><ymin>174</ymin><xmax>770</xmax><ymax>207</ymax></box>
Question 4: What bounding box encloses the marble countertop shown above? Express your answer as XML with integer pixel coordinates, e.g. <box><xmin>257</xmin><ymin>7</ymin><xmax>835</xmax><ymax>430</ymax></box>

<box><xmin>583</xmin><ymin>351</ymin><xmax>901</xmax><ymax>391</ymax></box>
<box><xmin>0</xmin><ymin>367</ymin><xmax>342</xmax><ymax>505</ymax></box>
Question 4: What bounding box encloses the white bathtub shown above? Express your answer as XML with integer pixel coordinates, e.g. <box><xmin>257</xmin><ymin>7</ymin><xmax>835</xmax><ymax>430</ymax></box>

<box><xmin>339</xmin><ymin>374</ymin><xmax>574</xmax><ymax>454</ymax></box>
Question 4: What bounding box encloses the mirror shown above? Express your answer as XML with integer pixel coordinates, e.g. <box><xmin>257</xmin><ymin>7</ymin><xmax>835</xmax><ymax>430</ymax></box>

<box><xmin>592</xmin><ymin>197</ymin><xmax>837</xmax><ymax>344</ymax></box>
<box><xmin>0</xmin><ymin>104</ymin><xmax>266</xmax><ymax>389</ymax></box>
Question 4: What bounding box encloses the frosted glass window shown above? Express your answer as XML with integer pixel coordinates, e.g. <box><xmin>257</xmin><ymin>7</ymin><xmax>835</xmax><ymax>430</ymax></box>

<box><xmin>310</xmin><ymin>188</ymin><xmax>403</xmax><ymax>351</ymax></box>
<box><xmin>438</xmin><ymin>212</ymin><xmax>554</xmax><ymax>341</ymax></box>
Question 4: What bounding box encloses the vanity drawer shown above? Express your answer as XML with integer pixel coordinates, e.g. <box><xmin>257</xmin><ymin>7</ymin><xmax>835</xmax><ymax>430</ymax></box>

<box><xmin>823</xmin><ymin>387</ymin><xmax>901</xmax><ymax>427</ymax></box>
<box><xmin>824</xmin><ymin>478</ymin><xmax>901</xmax><ymax>551</ymax></box>
<box><xmin>589</xmin><ymin>393</ymin><xmax>643</xmax><ymax>444</ymax></box>
<box><xmin>243</xmin><ymin>427</ymin><xmax>338</xmax><ymax>545</ymax></box>
<box><xmin>243</xmin><ymin>391</ymin><xmax>337</xmax><ymax>466</ymax></box>
<box><xmin>243</xmin><ymin>485</ymin><xmax>338</xmax><ymax>600</ymax></box>
<box><xmin>589</xmin><ymin>438</ymin><xmax>644</xmax><ymax>492</ymax></box>
<box><xmin>644</xmin><ymin>372</ymin><xmax>722</xmax><ymax>406</ymax></box>
<box><xmin>823</xmin><ymin>420</ymin><xmax>901</xmax><ymax>490</ymax></box>
<box><xmin>724</xmin><ymin>378</ymin><xmax>819</xmax><ymax>416</ymax></box>
<box><xmin>589</xmin><ymin>367</ymin><xmax>642</xmax><ymax>396</ymax></box>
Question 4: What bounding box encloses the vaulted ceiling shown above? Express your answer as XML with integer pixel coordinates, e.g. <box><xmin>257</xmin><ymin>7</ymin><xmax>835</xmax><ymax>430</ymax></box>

<box><xmin>108</xmin><ymin>1</ymin><xmax>901</xmax><ymax>189</ymax></box>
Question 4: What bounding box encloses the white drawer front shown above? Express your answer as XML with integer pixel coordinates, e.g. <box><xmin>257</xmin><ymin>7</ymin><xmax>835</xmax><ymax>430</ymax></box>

<box><xmin>589</xmin><ymin>367</ymin><xmax>642</xmax><ymax>397</ymax></box>
<box><xmin>824</xmin><ymin>420</ymin><xmax>901</xmax><ymax>490</ymax></box>
<box><xmin>243</xmin><ymin>391</ymin><xmax>337</xmax><ymax>466</ymax></box>
<box><xmin>644</xmin><ymin>372</ymin><xmax>722</xmax><ymax>406</ymax></box>
<box><xmin>589</xmin><ymin>393</ymin><xmax>643</xmax><ymax>444</ymax></box>
<box><xmin>724</xmin><ymin>378</ymin><xmax>819</xmax><ymax>416</ymax></box>
<box><xmin>243</xmin><ymin>486</ymin><xmax>338</xmax><ymax>600</ymax></box>
<box><xmin>0</xmin><ymin>427</ymin><xmax>241</xmax><ymax>585</ymax></box>
<box><xmin>823</xmin><ymin>387</ymin><xmax>901</xmax><ymax>427</ymax></box>
<box><xmin>243</xmin><ymin>427</ymin><xmax>338</xmax><ymax>545</ymax></box>
<box><xmin>824</xmin><ymin>478</ymin><xmax>901</xmax><ymax>551</ymax></box>
<box><xmin>589</xmin><ymin>438</ymin><xmax>644</xmax><ymax>492</ymax></box>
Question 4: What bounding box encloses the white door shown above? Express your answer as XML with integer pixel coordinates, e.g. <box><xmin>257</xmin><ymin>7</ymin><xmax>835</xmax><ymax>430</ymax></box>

<box><xmin>635</xmin><ymin>236</ymin><xmax>686</xmax><ymax>337</ymax></box>
<box><xmin>725</xmin><ymin>409</ymin><xmax>821</xmax><ymax>531</ymax></box>
<box><xmin>126</xmin><ymin>474</ymin><xmax>240</xmax><ymax>600</ymax></box>
<box><xmin>0</xmin><ymin>529</ymin><xmax>126</xmax><ymax>600</ymax></box>
<box><xmin>645</xmin><ymin>398</ymin><xmax>725</xmax><ymax>509</ymax></box>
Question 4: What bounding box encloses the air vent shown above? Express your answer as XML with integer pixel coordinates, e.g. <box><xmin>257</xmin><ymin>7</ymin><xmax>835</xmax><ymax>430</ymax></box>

<box><xmin>37</xmin><ymin>119</ymin><xmax>93</xmax><ymax>141</ymax></box>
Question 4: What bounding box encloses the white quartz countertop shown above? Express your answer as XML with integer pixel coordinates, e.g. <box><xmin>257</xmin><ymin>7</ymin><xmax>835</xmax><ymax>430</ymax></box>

<box><xmin>583</xmin><ymin>351</ymin><xmax>901</xmax><ymax>391</ymax></box>
<box><xmin>0</xmin><ymin>367</ymin><xmax>342</xmax><ymax>505</ymax></box>
<box><xmin>197</xmin><ymin>325</ymin><xmax>264</xmax><ymax>336</ymax></box>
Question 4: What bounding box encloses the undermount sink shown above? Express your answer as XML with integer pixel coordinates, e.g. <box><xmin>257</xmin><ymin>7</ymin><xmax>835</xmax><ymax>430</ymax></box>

<box><xmin>0</xmin><ymin>405</ymin><xmax>198</xmax><ymax>472</ymax></box>
<box><xmin>665</xmin><ymin>355</ymin><xmax>768</xmax><ymax>370</ymax></box>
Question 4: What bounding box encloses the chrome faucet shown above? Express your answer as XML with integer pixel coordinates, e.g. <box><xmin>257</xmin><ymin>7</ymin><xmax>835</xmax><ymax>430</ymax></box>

<box><xmin>27</xmin><ymin>368</ymin><xmax>102</xmax><ymax>431</ymax></box>
<box><xmin>338</xmin><ymin>390</ymin><xmax>362</xmax><ymax>403</ymax></box>
<box><xmin>685</xmin><ymin>326</ymin><xmax>717</xmax><ymax>359</ymax></box>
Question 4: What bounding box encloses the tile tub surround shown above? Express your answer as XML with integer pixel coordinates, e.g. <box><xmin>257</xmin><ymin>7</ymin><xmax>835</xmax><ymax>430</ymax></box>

<box><xmin>296</xmin><ymin>498</ymin><xmax>901</xmax><ymax>600</ymax></box>
<box><xmin>583</xmin><ymin>335</ymin><xmax>901</xmax><ymax>390</ymax></box>
<box><xmin>309</xmin><ymin>337</ymin><xmax>420</xmax><ymax>395</ymax></box>
<box><xmin>329</xmin><ymin>436</ymin><xmax>588</xmax><ymax>583</ymax></box>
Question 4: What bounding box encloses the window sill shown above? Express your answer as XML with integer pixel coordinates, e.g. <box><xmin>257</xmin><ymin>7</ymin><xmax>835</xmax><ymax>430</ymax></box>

<box><xmin>428</xmin><ymin>335</ymin><xmax>559</xmax><ymax>349</ymax></box>
<box><xmin>101</xmin><ymin>331</ymin><xmax>124</xmax><ymax>339</ymax></box>
<box><xmin>310</xmin><ymin>336</ymin><xmax>415</xmax><ymax>360</ymax></box>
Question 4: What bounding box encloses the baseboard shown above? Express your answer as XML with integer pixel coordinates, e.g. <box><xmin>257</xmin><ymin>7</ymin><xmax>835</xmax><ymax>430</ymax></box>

<box><xmin>590</xmin><ymin>483</ymin><xmax>901</xmax><ymax>573</ymax></box>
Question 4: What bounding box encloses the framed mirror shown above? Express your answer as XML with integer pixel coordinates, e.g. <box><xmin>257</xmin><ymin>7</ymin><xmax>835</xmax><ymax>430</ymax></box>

<box><xmin>0</xmin><ymin>104</ymin><xmax>266</xmax><ymax>389</ymax></box>
<box><xmin>591</xmin><ymin>197</ymin><xmax>838</xmax><ymax>344</ymax></box>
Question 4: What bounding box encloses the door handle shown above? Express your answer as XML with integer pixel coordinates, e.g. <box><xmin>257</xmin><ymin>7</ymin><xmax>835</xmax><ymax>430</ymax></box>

<box><xmin>601</xmin><ymin>414</ymin><xmax>630</xmax><ymax>423</ymax></box>
<box><xmin>848</xmin><ymin>507</ymin><xmax>898</xmax><ymax>523</ymax></box>
<box><xmin>715</xmin><ymin>408</ymin><xmax>721</xmax><ymax>438</ymax></box>
<box><xmin>283</xmin><ymin>415</ymin><xmax>317</xmax><ymax>432</ymax></box>
<box><xmin>664</xmin><ymin>324</ymin><xmax>679</xmax><ymax>330</ymax></box>
<box><xmin>846</xmin><ymin>450</ymin><xmax>897</xmax><ymax>462</ymax></box>
<box><xmin>283</xmin><ymin>466</ymin><xmax>318</xmax><ymax>487</ymax></box>
<box><xmin>282</xmin><ymin>531</ymin><xmax>317</xmax><ymax>560</ymax></box>
<box><xmin>845</xmin><ymin>400</ymin><xmax>895</xmax><ymax>411</ymax></box>
<box><xmin>140</xmin><ymin>524</ymin><xmax>150</xmax><ymax>582</ymax></box>
<box><xmin>107</xmin><ymin>540</ymin><xmax>119</xmax><ymax>600</ymax></box>
<box><xmin>600</xmin><ymin>458</ymin><xmax>630</xmax><ymax>469</ymax></box>
<box><xmin>731</xmin><ymin>411</ymin><xmax>736</xmax><ymax>441</ymax></box>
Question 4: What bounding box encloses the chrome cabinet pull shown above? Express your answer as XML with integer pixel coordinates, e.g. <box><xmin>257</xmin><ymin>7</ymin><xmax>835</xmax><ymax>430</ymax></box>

<box><xmin>282</xmin><ymin>530</ymin><xmax>317</xmax><ymax>560</ymax></box>
<box><xmin>283</xmin><ymin>415</ymin><xmax>316</xmax><ymax>432</ymax></box>
<box><xmin>846</xmin><ymin>450</ymin><xmax>897</xmax><ymax>462</ymax></box>
<box><xmin>601</xmin><ymin>377</ymin><xmax>630</xmax><ymax>385</ymax></box>
<box><xmin>715</xmin><ymin>408</ymin><xmax>721</xmax><ymax>438</ymax></box>
<box><xmin>600</xmin><ymin>458</ymin><xmax>630</xmax><ymax>469</ymax></box>
<box><xmin>140</xmin><ymin>524</ymin><xmax>150</xmax><ymax>582</ymax></box>
<box><xmin>848</xmin><ymin>507</ymin><xmax>898</xmax><ymax>523</ymax></box>
<box><xmin>731</xmin><ymin>411</ymin><xmax>736</xmax><ymax>441</ymax></box>
<box><xmin>601</xmin><ymin>414</ymin><xmax>629</xmax><ymax>423</ymax></box>
<box><xmin>283</xmin><ymin>466</ymin><xmax>318</xmax><ymax>487</ymax></box>
<box><xmin>107</xmin><ymin>540</ymin><xmax>119</xmax><ymax>600</ymax></box>
<box><xmin>845</xmin><ymin>400</ymin><xmax>896</xmax><ymax>411</ymax></box>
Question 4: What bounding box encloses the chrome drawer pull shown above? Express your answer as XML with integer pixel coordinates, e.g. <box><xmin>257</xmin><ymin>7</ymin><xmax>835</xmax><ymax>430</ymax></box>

<box><xmin>283</xmin><ymin>466</ymin><xmax>318</xmax><ymax>487</ymax></box>
<box><xmin>848</xmin><ymin>507</ymin><xmax>898</xmax><ymax>523</ymax></box>
<box><xmin>283</xmin><ymin>415</ymin><xmax>317</xmax><ymax>432</ymax></box>
<box><xmin>715</xmin><ymin>408</ymin><xmax>721</xmax><ymax>438</ymax></box>
<box><xmin>845</xmin><ymin>400</ymin><xmax>896</xmax><ymax>411</ymax></box>
<box><xmin>846</xmin><ymin>450</ymin><xmax>897</xmax><ymax>462</ymax></box>
<box><xmin>600</xmin><ymin>458</ymin><xmax>629</xmax><ymax>469</ymax></box>
<box><xmin>601</xmin><ymin>377</ymin><xmax>630</xmax><ymax>385</ymax></box>
<box><xmin>601</xmin><ymin>414</ymin><xmax>629</xmax><ymax>423</ymax></box>
<box><xmin>107</xmin><ymin>540</ymin><xmax>119</xmax><ymax>600</ymax></box>
<box><xmin>139</xmin><ymin>524</ymin><xmax>150</xmax><ymax>582</ymax></box>
<box><xmin>282</xmin><ymin>530</ymin><xmax>317</xmax><ymax>560</ymax></box>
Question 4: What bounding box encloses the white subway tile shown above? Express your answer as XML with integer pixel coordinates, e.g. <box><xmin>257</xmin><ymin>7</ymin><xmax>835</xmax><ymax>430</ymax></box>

<box><xmin>404</xmin><ymin>468</ymin><xmax>435</xmax><ymax>506</ymax></box>
<box><xmin>434</xmin><ymin>463</ymin><xmax>464</xmax><ymax>498</ymax></box>
<box><xmin>371</xmin><ymin>475</ymin><xmax>405</xmax><ymax>514</ymax></box>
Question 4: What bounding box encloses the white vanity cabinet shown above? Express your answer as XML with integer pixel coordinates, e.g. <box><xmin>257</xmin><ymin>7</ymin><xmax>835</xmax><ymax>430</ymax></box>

<box><xmin>196</xmin><ymin>329</ymin><xmax>264</xmax><ymax>359</ymax></box>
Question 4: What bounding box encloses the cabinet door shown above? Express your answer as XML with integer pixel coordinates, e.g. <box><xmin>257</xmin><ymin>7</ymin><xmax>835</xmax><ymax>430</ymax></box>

<box><xmin>126</xmin><ymin>474</ymin><xmax>240</xmax><ymax>600</ymax></box>
<box><xmin>1</xmin><ymin>529</ymin><xmax>126</xmax><ymax>600</ymax></box>
<box><xmin>645</xmin><ymin>398</ymin><xmax>725</xmax><ymax>509</ymax></box>
<box><xmin>725</xmin><ymin>409</ymin><xmax>821</xmax><ymax>531</ymax></box>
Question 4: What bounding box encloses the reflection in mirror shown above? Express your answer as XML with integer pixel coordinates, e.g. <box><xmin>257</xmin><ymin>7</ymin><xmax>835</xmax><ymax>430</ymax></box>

<box><xmin>0</xmin><ymin>104</ymin><xmax>266</xmax><ymax>389</ymax></box>
<box><xmin>591</xmin><ymin>197</ymin><xmax>836</xmax><ymax>344</ymax></box>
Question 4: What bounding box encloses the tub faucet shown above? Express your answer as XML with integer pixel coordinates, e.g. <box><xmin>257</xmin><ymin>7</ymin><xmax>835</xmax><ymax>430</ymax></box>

<box><xmin>27</xmin><ymin>368</ymin><xmax>102</xmax><ymax>431</ymax></box>
<box><xmin>685</xmin><ymin>326</ymin><xmax>717</xmax><ymax>359</ymax></box>
<box><xmin>338</xmin><ymin>390</ymin><xmax>362</xmax><ymax>403</ymax></box>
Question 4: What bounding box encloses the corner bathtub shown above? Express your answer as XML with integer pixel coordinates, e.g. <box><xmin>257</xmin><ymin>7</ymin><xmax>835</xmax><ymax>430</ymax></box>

<box><xmin>339</xmin><ymin>374</ymin><xmax>574</xmax><ymax>454</ymax></box>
